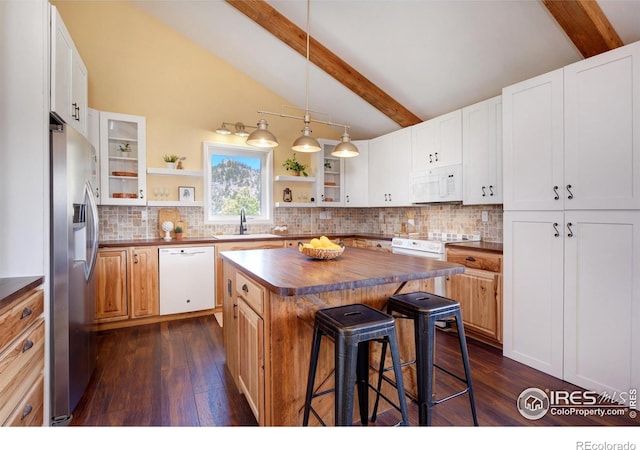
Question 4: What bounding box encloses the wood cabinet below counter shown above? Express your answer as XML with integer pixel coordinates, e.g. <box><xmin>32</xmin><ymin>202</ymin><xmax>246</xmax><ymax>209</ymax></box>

<box><xmin>445</xmin><ymin>245</ymin><xmax>503</xmax><ymax>348</ymax></box>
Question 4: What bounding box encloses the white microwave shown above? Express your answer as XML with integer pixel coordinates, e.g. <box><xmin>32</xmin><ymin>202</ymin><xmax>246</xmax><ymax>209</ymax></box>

<box><xmin>409</xmin><ymin>164</ymin><xmax>463</xmax><ymax>203</ymax></box>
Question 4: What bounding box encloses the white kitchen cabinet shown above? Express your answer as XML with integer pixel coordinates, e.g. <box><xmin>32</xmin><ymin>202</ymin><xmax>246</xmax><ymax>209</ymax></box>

<box><xmin>504</xmin><ymin>210</ymin><xmax>640</xmax><ymax>394</ymax></box>
<box><xmin>563</xmin><ymin>42</ymin><xmax>640</xmax><ymax>211</ymax></box>
<box><xmin>343</xmin><ymin>140</ymin><xmax>369</xmax><ymax>207</ymax></box>
<box><xmin>502</xmin><ymin>69</ymin><xmax>564</xmax><ymax>211</ymax></box>
<box><xmin>503</xmin><ymin>41</ymin><xmax>640</xmax><ymax>211</ymax></box>
<box><xmin>462</xmin><ymin>95</ymin><xmax>502</xmax><ymax>205</ymax></box>
<box><xmin>87</xmin><ymin>108</ymin><xmax>101</xmax><ymax>203</ymax></box>
<box><xmin>316</xmin><ymin>139</ymin><xmax>345</xmax><ymax>206</ymax></box>
<box><xmin>503</xmin><ymin>211</ymin><xmax>565</xmax><ymax>378</ymax></box>
<box><xmin>411</xmin><ymin>109</ymin><xmax>462</xmax><ymax>172</ymax></box>
<box><xmin>51</xmin><ymin>5</ymin><xmax>88</xmax><ymax>137</ymax></box>
<box><xmin>98</xmin><ymin>111</ymin><xmax>147</xmax><ymax>205</ymax></box>
<box><xmin>503</xmin><ymin>41</ymin><xmax>640</xmax><ymax>398</ymax></box>
<box><xmin>368</xmin><ymin>127</ymin><xmax>412</xmax><ymax>207</ymax></box>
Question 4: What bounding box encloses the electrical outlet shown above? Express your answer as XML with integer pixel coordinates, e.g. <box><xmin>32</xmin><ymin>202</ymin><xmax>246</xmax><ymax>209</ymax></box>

<box><xmin>482</xmin><ymin>211</ymin><xmax>488</xmax><ymax>222</ymax></box>
<box><xmin>141</xmin><ymin>210</ymin><xmax>148</xmax><ymax>221</ymax></box>
<box><xmin>319</xmin><ymin>211</ymin><xmax>331</xmax><ymax>220</ymax></box>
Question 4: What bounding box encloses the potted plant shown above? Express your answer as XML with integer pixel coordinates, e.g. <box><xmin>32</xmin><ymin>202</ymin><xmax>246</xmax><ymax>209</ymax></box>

<box><xmin>282</xmin><ymin>153</ymin><xmax>308</xmax><ymax>177</ymax></box>
<box><xmin>174</xmin><ymin>226</ymin><xmax>183</xmax><ymax>240</ymax></box>
<box><xmin>163</xmin><ymin>154</ymin><xmax>179</xmax><ymax>169</ymax></box>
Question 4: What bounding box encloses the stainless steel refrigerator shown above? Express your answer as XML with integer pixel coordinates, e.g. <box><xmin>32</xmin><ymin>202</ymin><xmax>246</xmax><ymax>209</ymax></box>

<box><xmin>49</xmin><ymin>117</ymin><xmax>99</xmax><ymax>426</ymax></box>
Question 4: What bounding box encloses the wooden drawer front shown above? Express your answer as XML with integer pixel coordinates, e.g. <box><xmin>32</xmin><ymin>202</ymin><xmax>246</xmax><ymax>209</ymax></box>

<box><xmin>236</xmin><ymin>272</ymin><xmax>264</xmax><ymax>315</ymax></box>
<box><xmin>446</xmin><ymin>249</ymin><xmax>502</xmax><ymax>273</ymax></box>
<box><xmin>0</xmin><ymin>320</ymin><xmax>45</xmax><ymax>425</ymax></box>
<box><xmin>0</xmin><ymin>289</ymin><xmax>44</xmax><ymax>354</ymax></box>
<box><xmin>4</xmin><ymin>374</ymin><xmax>43</xmax><ymax>426</ymax></box>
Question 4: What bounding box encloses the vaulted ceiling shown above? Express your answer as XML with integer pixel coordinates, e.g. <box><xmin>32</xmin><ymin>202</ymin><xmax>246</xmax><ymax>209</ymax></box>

<box><xmin>130</xmin><ymin>0</ymin><xmax>640</xmax><ymax>140</ymax></box>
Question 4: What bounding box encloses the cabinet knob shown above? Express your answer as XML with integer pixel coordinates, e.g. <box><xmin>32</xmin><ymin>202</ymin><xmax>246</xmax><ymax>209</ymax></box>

<box><xmin>242</xmin><ymin>284</ymin><xmax>249</xmax><ymax>293</ymax></box>
<box><xmin>22</xmin><ymin>339</ymin><xmax>34</xmax><ymax>353</ymax></box>
<box><xmin>21</xmin><ymin>404</ymin><xmax>33</xmax><ymax>420</ymax></box>
<box><xmin>20</xmin><ymin>307</ymin><xmax>32</xmax><ymax>320</ymax></box>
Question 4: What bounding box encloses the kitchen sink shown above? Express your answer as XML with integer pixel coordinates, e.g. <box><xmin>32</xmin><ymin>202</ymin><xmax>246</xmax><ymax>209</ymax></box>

<box><xmin>211</xmin><ymin>233</ymin><xmax>281</xmax><ymax>240</ymax></box>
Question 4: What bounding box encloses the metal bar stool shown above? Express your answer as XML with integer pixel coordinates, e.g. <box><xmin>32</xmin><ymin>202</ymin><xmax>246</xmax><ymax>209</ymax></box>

<box><xmin>371</xmin><ymin>291</ymin><xmax>479</xmax><ymax>426</ymax></box>
<box><xmin>302</xmin><ymin>303</ymin><xmax>410</xmax><ymax>426</ymax></box>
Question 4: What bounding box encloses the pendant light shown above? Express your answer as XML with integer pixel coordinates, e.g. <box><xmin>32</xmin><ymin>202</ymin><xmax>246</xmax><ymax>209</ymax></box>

<box><xmin>331</xmin><ymin>127</ymin><xmax>360</xmax><ymax>157</ymax></box>
<box><xmin>246</xmin><ymin>114</ymin><xmax>279</xmax><ymax>148</ymax></box>
<box><xmin>215</xmin><ymin>122</ymin><xmax>253</xmax><ymax>137</ymax></box>
<box><xmin>246</xmin><ymin>0</ymin><xmax>357</xmax><ymax>157</ymax></box>
<box><xmin>292</xmin><ymin>0</ymin><xmax>320</xmax><ymax>153</ymax></box>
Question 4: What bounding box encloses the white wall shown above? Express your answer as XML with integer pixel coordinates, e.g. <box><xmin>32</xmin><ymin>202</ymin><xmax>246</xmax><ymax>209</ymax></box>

<box><xmin>0</xmin><ymin>0</ymin><xmax>49</xmax><ymax>277</ymax></box>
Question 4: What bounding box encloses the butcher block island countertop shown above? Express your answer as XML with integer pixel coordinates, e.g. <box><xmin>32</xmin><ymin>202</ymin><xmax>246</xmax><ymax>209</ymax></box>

<box><xmin>220</xmin><ymin>247</ymin><xmax>465</xmax><ymax>426</ymax></box>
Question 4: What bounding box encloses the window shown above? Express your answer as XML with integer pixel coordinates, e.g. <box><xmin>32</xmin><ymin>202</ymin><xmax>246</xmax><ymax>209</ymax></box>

<box><xmin>203</xmin><ymin>142</ymin><xmax>273</xmax><ymax>224</ymax></box>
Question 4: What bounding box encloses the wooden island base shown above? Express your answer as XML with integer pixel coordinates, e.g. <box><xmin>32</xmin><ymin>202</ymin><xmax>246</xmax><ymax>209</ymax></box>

<box><xmin>221</xmin><ymin>247</ymin><xmax>465</xmax><ymax>426</ymax></box>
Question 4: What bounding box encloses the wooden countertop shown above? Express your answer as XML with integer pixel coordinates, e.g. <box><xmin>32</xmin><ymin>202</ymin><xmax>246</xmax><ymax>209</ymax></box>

<box><xmin>446</xmin><ymin>241</ymin><xmax>503</xmax><ymax>253</ymax></box>
<box><xmin>99</xmin><ymin>233</ymin><xmax>394</xmax><ymax>248</ymax></box>
<box><xmin>221</xmin><ymin>246</ymin><xmax>465</xmax><ymax>296</ymax></box>
<box><xmin>0</xmin><ymin>276</ymin><xmax>44</xmax><ymax>310</ymax></box>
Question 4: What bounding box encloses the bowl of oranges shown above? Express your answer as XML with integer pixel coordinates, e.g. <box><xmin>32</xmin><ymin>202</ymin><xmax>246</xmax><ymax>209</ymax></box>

<box><xmin>298</xmin><ymin>236</ymin><xmax>345</xmax><ymax>260</ymax></box>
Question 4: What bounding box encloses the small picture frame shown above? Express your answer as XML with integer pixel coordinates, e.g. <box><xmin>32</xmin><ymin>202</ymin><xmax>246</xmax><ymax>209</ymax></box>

<box><xmin>178</xmin><ymin>186</ymin><xmax>195</xmax><ymax>202</ymax></box>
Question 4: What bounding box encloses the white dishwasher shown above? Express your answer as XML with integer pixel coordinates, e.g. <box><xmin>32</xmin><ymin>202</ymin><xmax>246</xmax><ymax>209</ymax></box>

<box><xmin>159</xmin><ymin>246</ymin><xmax>215</xmax><ymax>315</ymax></box>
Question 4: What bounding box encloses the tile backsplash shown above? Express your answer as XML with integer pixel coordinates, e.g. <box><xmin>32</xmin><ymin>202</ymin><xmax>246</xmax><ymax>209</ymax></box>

<box><xmin>99</xmin><ymin>204</ymin><xmax>503</xmax><ymax>242</ymax></box>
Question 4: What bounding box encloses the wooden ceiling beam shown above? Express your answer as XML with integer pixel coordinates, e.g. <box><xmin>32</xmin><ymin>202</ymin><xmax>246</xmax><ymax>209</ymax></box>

<box><xmin>225</xmin><ymin>0</ymin><xmax>422</xmax><ymax>128</ymax></box>
<box><xmin>542</xmin><ymin>0</ymin><xmax>623</xmax><ymax>58</ymax></box>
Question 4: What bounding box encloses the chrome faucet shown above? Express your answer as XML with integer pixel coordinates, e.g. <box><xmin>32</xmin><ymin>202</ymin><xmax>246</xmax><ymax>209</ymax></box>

<box><xmin>239</xmin><ymin>207</ymin><xmax>247</xmax><ymax>235</ymax></box>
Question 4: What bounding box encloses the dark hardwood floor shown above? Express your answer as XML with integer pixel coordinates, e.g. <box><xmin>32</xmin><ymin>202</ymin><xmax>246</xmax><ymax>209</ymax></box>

<box><xmin>70</xmin><ymin>315</ymin><xmax>638</xmax><ymax>427</ymax></box>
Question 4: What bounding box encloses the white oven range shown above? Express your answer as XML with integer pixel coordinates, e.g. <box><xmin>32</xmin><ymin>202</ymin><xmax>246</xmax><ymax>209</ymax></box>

<box><xmin>391</xmin><ymin>233</ymin><xmax>480</xmax><ymax>296</ymax></box>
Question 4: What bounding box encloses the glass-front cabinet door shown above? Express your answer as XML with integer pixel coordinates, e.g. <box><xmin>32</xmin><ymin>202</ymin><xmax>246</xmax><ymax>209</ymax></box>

<box><xmin>99</xmin><ymin>112</ymin><xmax>146</xmax><ymax>205</ymax></box>
<box><xmin>316</xmin><ymin>139</ymin><xmax>344</xmax><ymax>206</ymax></box>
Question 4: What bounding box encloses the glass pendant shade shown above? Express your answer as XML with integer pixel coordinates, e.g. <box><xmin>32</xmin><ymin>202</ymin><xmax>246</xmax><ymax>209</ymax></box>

<box><xmin>247</xmin><ymin>119</ymin><xmax>279</xmax><ymax>148</ymax></box>
<box><xmin>331</xmin><ymin>131</ymin><xmax>359</xmax><ymax>157</ymax></box>
<box><xmin>292</xmin><ymin>125</ymin><xmax>321</xmax><ymax>152</ymax></box>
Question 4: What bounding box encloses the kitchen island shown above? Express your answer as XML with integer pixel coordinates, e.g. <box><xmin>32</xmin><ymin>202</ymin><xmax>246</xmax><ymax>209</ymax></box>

<box><xmin>220</xmin><ymin>246</ymin><xmax>465</xmax><ymax>426</ymax></box>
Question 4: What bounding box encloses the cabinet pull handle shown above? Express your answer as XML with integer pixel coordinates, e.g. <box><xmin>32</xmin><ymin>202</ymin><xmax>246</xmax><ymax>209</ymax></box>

<box><xmin>227</xmin><ymin>279</ymin><xmax>232</xmax><ymax>297</ymax></box>
<box><xmin>489</xmin><ymin>185</ymin><xmax>494</xmax><ymax>196</ymax></box>
<box><xmin>567</xmin><ymin>222</ymin><xmax>574</xmax><ymax>237</ymax></box>
<box><xmin>139</xmin><ymin>189</ymin><xmax>144</xmax><ymax>199</ymax></box>
<box><xmin>553</xmin><ymin>222</ymin><xmax>560</xmax><ymax>237</ymax></box>
<box><xmin>242</xmin><ymin>284</ymin><xmax>249</xmax><ymax>293</ymax></box>
<box><xmin>566</xmin><ymin>184</ymin><xmax>573</xmax><ymax>200</ymax></box>
<box><xmin>429</xmin><ymin>154</ymin><xmax>433</xmax><ymax>163</ymax></box>
<box><xmin>553</xmin><ymin>186</ymin><xmax>559</xmax><ymax>200</ymax></box>
<box><xmin>434</xmin><ymin>152</ymin><xmax>438</xmax><ymax>161</ymax></box>
<box><xmin>20</xmin><ymin>307</ymin><xmax>33</xmax><ymax>320</ymax></box>
<box><xmin>95</xmin><ymin>187</ymin><xmax>100</xmax><ymax>198</ymax></box>
<box><xmin>481</xmin><ymin>186</ymin><xmax>486</xmax><ymax>197</ymax></box>
<box><xmin>376</xmin><ymin>243</ymin><xmax>382</xmax><ymax>248</ymax></box>
<box><xmin>75</xmin><ymin>105</ymin><xmax>80</xmax><ymax>121</ymax></box>
<box><xmin>346</xmin><ymin>195</ymin><xmax>350</xmax><ymax>203</ymax></box>
<box><xmin>388</xmin><ymin>193</ymin><xmax>392</xmax><ymax>202</ymax></box>
<box><xmin>233</xmin><ymin>303</ymin><xmax>238</xmax><ymax>319</ymax></box>
<box><xmin>22</xmin><ymin>339</ymin><xmax>34</xmax><ymax>353</ymax></box>
<box><xmin>384</xmin><ymin>193</ymin><xmax>388</xmax><ymax>201</ymax></box>
<box><xmin>133</xmin><ymin>253</ymin><xmax>139</xmax><ymax>264</ymax></box>
<box><xmin>21</xmin><ymin>404</ymin><xmax>33</xmax><ymax>420</ymax></box>
<box><xmin>71</xmin><ymin>102</ymin><xmax>78</xmax><ymax>119</ymax></box>
<box><xmin>465</xmin><ymin>256</ymin><xmax>476</xmax><ymax>262</ymax></box>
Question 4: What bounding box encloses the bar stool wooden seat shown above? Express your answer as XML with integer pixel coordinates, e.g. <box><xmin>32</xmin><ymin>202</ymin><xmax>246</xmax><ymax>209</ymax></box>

<box><xmin>302</xmin><ymin>303</ymin><xmax>409</xmax><ymax>426</ymax></box>
<box><xmin>372</xmin><ymin>291</ymin><xmax>479</xmax><ymax>426</ymax></box>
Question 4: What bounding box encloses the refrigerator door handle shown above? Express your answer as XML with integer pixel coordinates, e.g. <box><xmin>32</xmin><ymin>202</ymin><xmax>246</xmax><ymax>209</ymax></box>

<box><xmin>85</xmin><ymin>181</ymin><xmax>99</xmax><ymax>281</ymax></box>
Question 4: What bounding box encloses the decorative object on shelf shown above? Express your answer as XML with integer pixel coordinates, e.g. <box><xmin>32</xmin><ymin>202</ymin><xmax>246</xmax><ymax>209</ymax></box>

<box><xmin>283</xmin><ymin>188</ymin><xmax>293</xmax><ymax>202</ymax></box>
<box><xmin>283</xmin><ymin>153</ymin><xmax>308</xmax><ymax>176</ymax></box>
<box><xmin>163</xmin><ymin>154</ymin><xmax>179</xmax><ymax>169</ymax></box>
<box><xmin>161</xmin><ymin>221</ymin><xmax>174</xmax><ymax>241</ymax></box>
<box><xmin>215</xmin><ymin>122</ymin><xmax>256</xmax><ymax>137</ymax></box>
<box><xmin>174</xmin><ymin>226</ymin><xmax>183</xmax><ymax>240</ymax></box>
<box><xmin>117</xmin><ymin>142</ymin><xmax>132</xmax><ymax>153</ymax></box>
<box><xmin>179</xmin><ymin>186</ymin><xmax>195</xmax><ymax>202</ymax></box>
<box><xmin>176</xmin><ymin>156</ymin><xmax>186</xmax><ymax>170</ymax></box>
<box><xmin>246</xmin><ymin>0</ymin><xmax>358</xmax><ymax>157</ymax></box>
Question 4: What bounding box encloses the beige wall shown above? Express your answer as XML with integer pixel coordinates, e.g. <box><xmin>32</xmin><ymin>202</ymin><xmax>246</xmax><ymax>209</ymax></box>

<box><xmin>52</xmin><ymin>0</ymin><xmax>337</xmax><ymax>201</ymax></box>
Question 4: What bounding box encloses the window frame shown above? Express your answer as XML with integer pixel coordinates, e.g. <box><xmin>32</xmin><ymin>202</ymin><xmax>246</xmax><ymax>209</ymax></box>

<box><xmin>202</xmin><ymin>141</ymin><xmax>273</xmax><ymax>225</ymax></box>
